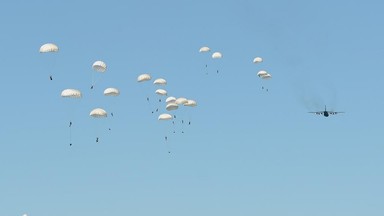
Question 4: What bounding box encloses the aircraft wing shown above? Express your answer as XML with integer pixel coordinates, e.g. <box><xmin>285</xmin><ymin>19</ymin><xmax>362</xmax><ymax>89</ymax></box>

<box><xmin>329</xmin><ymin>111</ymin><xmax>345</xmax><ymax>115</ymax></box>
<box><xmin>309</xmin><ymin>112</ymin><xmax>323</xmax><ymax>115</ymax></box>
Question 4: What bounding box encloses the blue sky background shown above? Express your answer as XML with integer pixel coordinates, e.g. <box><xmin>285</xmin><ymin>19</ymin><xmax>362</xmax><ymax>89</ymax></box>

<box><xmin>1</xmin><ymin>0</ymin><xmax>384</xmax><ymax>215</ymax></box>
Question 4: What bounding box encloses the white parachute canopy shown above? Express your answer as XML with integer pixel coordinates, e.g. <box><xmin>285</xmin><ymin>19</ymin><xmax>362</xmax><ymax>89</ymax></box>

<box><xmin>261</xmin><ymin>73</ymin><xmax>272</xmax><ymax>79</ymax></box>
<box><xmin>166</xmin><ymin>96</ymin><xmax>176</xmax><ymax>104</ymax></box>
<box><xmin>92</xmin><ymin>61</ymin><xmax>107</xmax><ymax>72</ymax></box>
<box><xmin>137</xmin><ymin>73</ymin><xmax>151</xmax><ymax>82</ymax></box>
<box><xmin>61</xmin><ymin>89</ymin><xmax>82</xmax><ymax>98</ymax></box>
<box><xmin>199</xmin><ymin>46</ymin><xmax>210</xmax><ymax>53</ymax></box>
<box><xmin>212</xmin><ymin>52</ymin><xmax>222</xmax><ymax>59</ymax></box>
<box><xmin>153</xmin><ymin>78</ymin><xmax>167</xmax><ymax>85</ymax></box>
<box><xmin>104</xmin><ymin>87</ymin><xmax>120</xmax><ymax>96</ymax></box>
<box><xmin>257</xmin><ymin>70</ymin><xmax>268</xmax><ymax>77</ymax></box>
<box><xmin>253</xmin><ymin>57</ymin><xmax>263</xmax><ymax>64</ymax></box>
<box><xmin>166</xmin><ymin>102</ymin><xmax>179</xmax><ymax>111</ymax></box>
<box><xmin>175</xmin><ymin>97</ymin><xmax>188</xmax><ymax>105</ymax></box>
<box><xmin>184</xmin><ymin>99</ymin><xmax>197</xmax><ymax>107</ymax></box>
<box><xmin>90</xmin><ymin>108</ymin><xmax>108</xmax><ymax>118</ymax></box>
<box><xmin>155</xmin><ymin>89</ymin><xmax>167</xmax><ymax>96</ymax></box>
<box><xmin>39</xmin><ymin>43</ymin><xmax>59</xmax><ymax>53</ymax></box>
<box><xmin>158</xmin><ymin>113</ymin><xmax>173</xmax><ymax>120</ymax></box>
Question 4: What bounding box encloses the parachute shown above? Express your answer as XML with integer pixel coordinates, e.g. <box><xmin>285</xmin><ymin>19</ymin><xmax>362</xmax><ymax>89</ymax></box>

<box><xmin>39</xmin><ymin>43</ymin><xmax>59</xmax><ymax>53</ymax></box>
<box><xmin>92</xmin><ymin>61</ymin><xmax>107</xmax><ymax>72</ymax></box>
<box><xmin>158</xmin><ymin>113</ymin><xmax>173</xmax><ymax>120</ymax></box>
<box><xmin>155</xmin><ymin>89</ymin><xmax>167</xmax><ymax>96</ymax></box>
<box><xmin>89</xmin><ymin>108</ymin><xmax>108</xmax><ymax>143</ymax></box>
<box><xmin>90</xmin><ymin>61</ymin><xmax>107</xmax><ymax>89</ymax></box>
<box><xmin>184</xmin><ymin>99</ymin><xmax>197</xmax><ymax>107</ymax></box>
<box><xmin>61</xmin><ymin>89</ymin><xmax>82</xmax><ymax>98</ymax></box>
<box><xmin>257</xmin><ymin>70</ymin><xmax>268</xmax><ymax>77</ymax></box>
<box><xmin>199</xmin><ymin>46</ymin><xmax>210</xmax><ymax>53</ymax></box>
<box><xmin>40</xmin><ymin>43</ymin><xmax>59</xmax><ymax>80</ymax></box>
<box><xmin>210</xmin><ymin>52</ymin><xmax>223</xmax><ymax>74</ymax></box>
<box><xmin>90</xmin><ymin>108</ymin><xmax>108</xmax><ymax>118</ymax></box>
<box><xmin>166</xmin><ymin>103</ymin><xmax>179</xmax><ymax>111</ymax></box>
<box><xmin>166</xmin><ymin>96</ymin><xmax>176</xmax><ymax>104</ymax></box>
<box><xmin>138</xmin><ymin>73</ymin><xmax>154</xmax><ymax>113</ymax></box>
<box><xmin>183</xmin><ymin>99</ymin><xmax>197</xmax><ymax>127</ymax></box>
<box><xmin>104</xmin><ymin>87</ymin><xmax>120</xmax><ymax>96</ymax></box>
<box><xmin>153</xmin><ymin>78</ymin><xmax>167</xmax><ymax>85</ymax></box>
<box><xmin>158</xmin><ymin>113</ymin><xmax>174</xmax><ymax>153</ymax></box>
<box><xmin>257</xmin><ymin>70</ymin><xmax>272</xmax><ymax>91</ymax></box>
<box><xmin>199</xmin><ymin>46</ymin><xmax>212</xmax><ymax>73</ymax></box>
<box><xmin>137</xmin><ymin>74</ymin><xmax>151</xmax><ymax>82</ymax></box>
<box><xmin>253</xmin><ymin>57</ymin><xmax>263</xmax><ymax>64</ymax></box>
<box><xmin>212</xmin><ymin>52</ymin><xmax>222</xmax><ymax>59</ymax></box>
<box><xmin>175</xmin><ymin>97</ymin><xmax>188</xmax><ymax>105</ymax></box>
<box><xmin>61</xmin><ymin>89</ymin><xmax>81</xmax><ymax>146</ymax></box>
<box><xmin>261</xmin><ymin>73</ymin><xmax>272</xmax><ymax>79</ymax></box>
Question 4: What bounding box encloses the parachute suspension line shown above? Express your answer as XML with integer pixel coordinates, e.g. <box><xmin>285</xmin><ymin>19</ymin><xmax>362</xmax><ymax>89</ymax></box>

<box><xmin>90</xmin><ymin>72</ymin><xmax>103</xmax><ymax>90</ymax></box>
<box><xmin>163</xmin><ymin>122</ymin><xmax>171</xmax><ymax>154</ymax></box>
<box><xmin>96</xmin><ymin>119</ymin><xmax>104</xmax><ymax>143</ymax></box>
<box><xmin>174</xmin><ymin>111</ymin><xmax>184</xmax><ymax>134</ymax></box>
<box><xmin>181</xmin><ymin>118</ymin><xmax>185</xmax><ymax>134</ymax></box>
<box><xmin>96</xmin><ymin>119</ymin><xmax>102</xmax><ymax>143</ymax></box>
<box><xmin>204</xmin><ymin>62</ymin><xmax>209</xmax><ymax>75</ymax></box>
<box><xmin>69</xmin><ymin>122</ymin><xmax>72</xmax><ymax>146</ymax></box>
<box><xmin>93</xmin><ymin>121</ymin><xmax>97</xmax><ymax>143</ymax></box>
<box><xmin>186</xmin><ymin>108</ymin><xmax>192</xmax><ymax>127</ymax></box>
<box><xmin>67</xmin><ymin>103</ymin><xmax>73</xmax><ymax>147</ymax></box>
<box><xmin>107</xmin><ymin>114</ymin><xmax>112</xmax><ymax>132</ymax></box>
<box><xmin>172</xmin><ymin>119</ymin><xmax>176</xmax><ymax>134</ymax></box>
<box><xmin>155</xmin><ymin>95</ymin><xmax>162</xmax><ymax>113</ymax></box>
<box><xmin>91</xmin><ymin>70</ymin><xmax>95</xmax><ymax>89</ymax></box>
<box><xmin>92</xmin><ymin>75</ymin><xmax>103</xmax><ymax>89</ymax></box>
<box><xmin>146</xmin><ymin>96</ymin><xmax>154</xmax><ymax>114</ymax></box>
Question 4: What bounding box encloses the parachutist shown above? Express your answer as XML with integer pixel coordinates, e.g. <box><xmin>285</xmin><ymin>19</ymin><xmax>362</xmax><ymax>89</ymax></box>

<box><xmin>96</xmin><ymin>137</ymin><xmax>99</xmax><ymax>143</ymax></box>
<box><xmin>109</xmin><ymin>128</ymin><xmax>111</xmax><ymax>131</ymax></box>
<box><xmin>172</xmin><ymin>121</ymin><xmax>175</xmax><ymax>125</ymax></box>
<box><xmin>156</xmin><ymin>108</ymin><xmax>158</xmax><ymax>112</ymax></box>
<box><xmin>159</xmin><ymin>99</ymin><xmax>161</xmax><ymax>102</ymax></box>
<box><xmin>165</xmin><ymin>136</ymin><xmax>168</xmax><ymax>141</ymax></box>
<box><xmin>91</xmin><ymin>85</ymin><xmax>94</xmax><ymax>89</ymax></box>
<box><xmin>262</xmin><ymin>86</ymin><xmax>264</xmax><ymax>90</ymax></box>
<box><xmin>147</xmin><ymin>97</ymin><xmax>149</xmax><ymax>102</ymax></box>
<box><xmin>181</xmin><ymin>120</ymin><xmax>184</xmax><ymax>124</ymax></box>
<box><xmin>70</xmin><ymin>143</ymin><xmax>72</xmax><ymax>146</ymax></box>
<box><xmin>182</xmin><ymin>131</ymin><xmax>184</xmax><ymax>133</ymax></box>
<box><xmin>49</xmin><ymin>75</ymin><xmax>53</xmax><ymax>80</ymax></box>
<box><xmin>69</xmin><ymin>121</ymin><xmax>72</xmax><ymax>127</ymax></box>
<box><xmin>266</xmin><ymin>89</ymin><xmax>269</xmax><ymax>92</ymax></box>
<box><xmin>151</xmin><ymin>111</ymin><xmax>154</xmax><ymax>114</ymax></box>
<box><xmin>205</xmin><ymin>64</ymin><xmax>207</xmax><ymax>68</ymax></box>
<box><xmin>188</xmin><ymin>121</ymin><xmax>191</xmax><ymax>125</ymax></box>
<box><xmin>173</xmin><ymin>131</ymin><xmax>176</xmax><ymax>133</ymax></box>
<box><xmin>174</xmin><ymin>115</ymin><xmax>176</xmax><ymax>118</ymax></box>
<box><xmin>111</xmin><ymin>112</ymin><xmax>113</xmax><ymax>117</ymax></box>
<box><xmin>217</xmin><ymin>70</ymin><xmax>219</xmax><ymax>73</ymax></box>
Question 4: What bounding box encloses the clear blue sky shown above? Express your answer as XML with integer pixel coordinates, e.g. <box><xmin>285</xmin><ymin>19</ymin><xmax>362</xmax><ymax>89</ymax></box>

<box><xmin>1</xmin><ymin>0</ymin><xmax>384</xmax><ymax>215</ymax></box>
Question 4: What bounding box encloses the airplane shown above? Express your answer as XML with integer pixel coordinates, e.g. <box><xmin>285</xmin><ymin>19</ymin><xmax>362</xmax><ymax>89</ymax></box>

<box><xmin>309</xmin><ymin>105</ymin><xmax>344</xmax><ymax>117</ymax></box>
